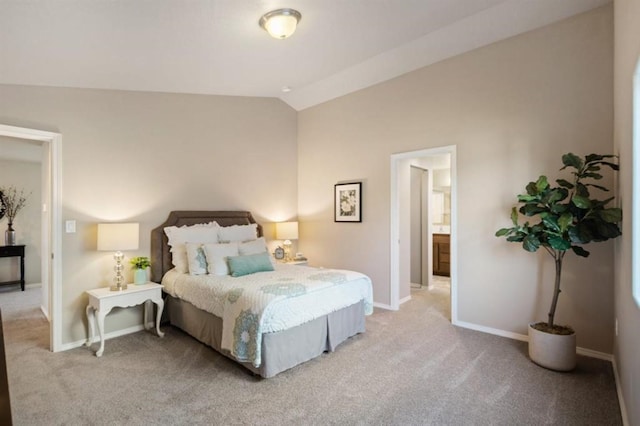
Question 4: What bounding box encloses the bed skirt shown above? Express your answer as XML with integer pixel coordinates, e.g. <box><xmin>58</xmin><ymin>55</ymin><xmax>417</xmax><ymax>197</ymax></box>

<box><xmin>166</xmin><ymin>295</ymin><xmax>366</xmax><ymax>378</ymax></box>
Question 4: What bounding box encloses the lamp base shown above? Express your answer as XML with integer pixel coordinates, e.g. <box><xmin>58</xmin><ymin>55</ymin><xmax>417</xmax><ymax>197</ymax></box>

<box><xmin>110</xmin><ymin>283</ymin><xmax>128</xmax><ymax>291</ymax></box>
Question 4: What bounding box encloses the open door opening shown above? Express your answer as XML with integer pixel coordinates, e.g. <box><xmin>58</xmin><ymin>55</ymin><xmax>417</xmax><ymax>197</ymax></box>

<box><xmin>0</xmin><ymin>124</ymin><xmax>62</xmax><ymax>352</ymax></box>
<box><xmin>390</xmin><ymin>145</ymin><xmax>457</xmax><ymax>323</ymax></box>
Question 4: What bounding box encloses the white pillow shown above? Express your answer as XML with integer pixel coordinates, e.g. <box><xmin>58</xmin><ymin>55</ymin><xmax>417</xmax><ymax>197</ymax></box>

<box><xmin>204</xmin><ymin>242</ymin><xmax>239</xmax><ymax>276</ymax></box>
<box><xmin>218</xmin><ymin>223</ymin><xmax>258</xmax><ymax>243</ymax></box>
<box><xmin>238</xmin><ymin>237</ymin><xmax>268</xmax><ymax>255</ymax></box>
<box><xmin>164</xmin><ymin>222</ymin><xmax>219</xmax><ymax>273</ymax></box>
<box><xmin>185</xmin><ymin>243</ymin><xmax>208</xmax><ymax>275</ymax></box>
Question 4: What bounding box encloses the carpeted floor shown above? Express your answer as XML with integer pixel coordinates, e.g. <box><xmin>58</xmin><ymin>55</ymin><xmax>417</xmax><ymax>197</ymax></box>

<box><xmin>0</xmin><ymin>284</ymin><xmax>622</xmax><ymax>425</ymax></box>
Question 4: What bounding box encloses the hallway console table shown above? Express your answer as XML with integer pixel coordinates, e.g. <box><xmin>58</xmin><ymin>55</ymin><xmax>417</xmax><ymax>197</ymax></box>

<box><xmin>0</xmin><ymin>245</ymin><xmax>25</xmax><ymax>291</ymax></box>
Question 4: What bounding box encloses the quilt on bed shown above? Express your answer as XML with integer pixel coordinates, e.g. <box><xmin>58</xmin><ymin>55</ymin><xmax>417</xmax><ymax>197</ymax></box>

<box><xmin>162</xmin><ymin>264</ymin><xmax>373</xmax><ymax>367</ymax></box>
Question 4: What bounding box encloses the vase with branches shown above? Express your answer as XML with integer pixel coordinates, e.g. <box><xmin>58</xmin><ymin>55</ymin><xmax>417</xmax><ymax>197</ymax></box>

<box><xmin>0</xmin><ymin>186</ymin><xmax>30</xmax><ymax>245</ymax></box>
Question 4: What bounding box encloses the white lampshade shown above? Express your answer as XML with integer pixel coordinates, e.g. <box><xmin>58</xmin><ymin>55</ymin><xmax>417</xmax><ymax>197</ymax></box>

<box><xmin>276</xmin><ymin>221</ymin><xmax>298</xmax><ymax>241</ymax></box>
<box><xmin>259</xmin><ymin>9</ymin><xmax>301</xmax><ymax>39</ymax></box>
<box><xmin>97</xmin><ymin>223</ymin><xmax>139</xmax><ymax>251</ymax></box>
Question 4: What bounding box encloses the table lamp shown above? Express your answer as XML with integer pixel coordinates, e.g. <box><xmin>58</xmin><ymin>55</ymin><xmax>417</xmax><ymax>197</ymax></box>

<box><xmin>97</xmin><ymin>222</ymin><xmax>139</xmax><ymax>291</ymax></box>
<box><xmin>276</xmin><ymin>221</ymin><xmax>298</xmax><ymax>262</ymax></box>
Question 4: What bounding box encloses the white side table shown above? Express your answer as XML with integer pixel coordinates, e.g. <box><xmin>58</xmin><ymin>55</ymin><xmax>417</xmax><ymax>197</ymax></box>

<box><xmin>85</xmin><ymin>282</ymin><xmax>164</xmax><ymax>357</ymax></box>
<box><xmin>284</xmin><ymin>260</ymin><xmax>308</xmax><ymax>266</ymax></box>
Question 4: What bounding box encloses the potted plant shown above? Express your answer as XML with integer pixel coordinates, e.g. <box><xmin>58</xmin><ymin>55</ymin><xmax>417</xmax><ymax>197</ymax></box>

<box><xmin>495</xmin><ymin>153</ymin><xmax>622</xmax><ymax>371</ymax></box>
<box><xmin>130</xmin><ymin>256</ymin><xmax>151</xmax><ymax>285</ymax></box>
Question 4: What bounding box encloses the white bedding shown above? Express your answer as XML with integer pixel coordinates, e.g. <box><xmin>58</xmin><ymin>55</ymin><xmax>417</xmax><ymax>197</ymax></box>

<box><xmin>161</xmin><ymin>264</ymin><xmax>373</xmax><ymax>366</ymax></box>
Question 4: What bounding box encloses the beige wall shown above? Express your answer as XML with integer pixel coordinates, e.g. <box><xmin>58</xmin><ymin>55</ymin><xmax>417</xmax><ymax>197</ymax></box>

<box><xmin>0</xmin><ymin>85</ymin><xmax>298</xmax><ymax>344</ymax></box>
<box><xmin>0</xmin><ymin>158</ymin><xmax>42</xmax><ymax>285</ymax></box>
<box><xmin>298</xmin><ymin>6</ymin><xmax>615</xmax><ymax>352</ymax></box>
<box><xmin>613</xmin><ymin>0</ymin><xmax>640</xmax><ymax>423</ymax></box>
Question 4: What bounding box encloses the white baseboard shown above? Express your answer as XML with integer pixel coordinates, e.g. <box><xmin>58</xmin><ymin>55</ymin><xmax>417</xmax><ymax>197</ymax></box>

<box><xmin>399</xmin><ymin>295</ymin><xmax>411</xmax><ymax>305</ymax></box>
<box><xmin>576</xmin><ymin>346</ymin><xmax>613</xmax><ymax>361</ymax></box>
<box><xmin>60</xmin><ymin>324</ymin><xmax>147</xmax><ymax>352</ymax></box>
<box><xmin>453</xmin><ymin>320</ymin><xmax>528</xmax><ymax>342</ymax></box>
<box><xmin>373</xmin><ymin>301</ymin><xmax>395</xmax><ymax>310</ymax></box>
<box><xmin>453</xmin><ymin>320</ymin><xmax>614</xmax><ymax>361</ymax></box>
<box><xmin>40</xmin><ymin>305</ymin><xmax>50</xmax><ymax>322</ymax></box>
<box><xmin>612</xmin><ymin>357</ymin><xmax>630</xmax><ymax>426</ymax></box>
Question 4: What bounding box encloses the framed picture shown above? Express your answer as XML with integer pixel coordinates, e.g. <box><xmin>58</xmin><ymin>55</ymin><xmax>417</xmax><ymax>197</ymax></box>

<box><xmin>334</xmin><ymin>182</ymin><xmax>362</xmax><ymax>222</ymax></box>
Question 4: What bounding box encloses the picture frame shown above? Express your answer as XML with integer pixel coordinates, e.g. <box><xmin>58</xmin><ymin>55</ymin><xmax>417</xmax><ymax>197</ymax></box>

<box><xmin>334</xmin><ymin>182</ymin><xmax>362</xmax><ymax>222</ymax></box>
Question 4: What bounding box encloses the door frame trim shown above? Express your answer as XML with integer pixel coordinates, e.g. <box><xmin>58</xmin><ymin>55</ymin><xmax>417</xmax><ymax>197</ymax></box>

<box><xmin>0</xmin><ymin>124</ymin><xmax>62</xmax><ymax>352</ymax></box>
<box><xmin>390</xmin><ymin>145</ymin><xmax>457</xmax><ymax>323</ymax></box>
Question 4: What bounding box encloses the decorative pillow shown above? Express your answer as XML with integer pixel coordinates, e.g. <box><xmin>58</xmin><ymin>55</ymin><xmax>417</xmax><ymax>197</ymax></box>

<box><xmin>164</xmin><ymin>222</ymin><xmax>219</xmax><ymax>273</ymax></box>
<box><xmin>238</xmin><ymin>237</ymin><xmax>268</xmax><ymax>255</ymax></box>
<box><xmin>218</xmin><ymin>223</ymin><xmax>258</xmax><ymax>243</ymax></box>
<box><xmin>185</xmin><ymin>243</ymin><xmax>208</xmax><ymax>276</ymax></box>
<box><xmin>227</xmin><ymin>252</ymin><xmax>275</xmax><ymax>277</ymax></box>
<box><xmin>203</xmin><ymin>242</ymin><xmax>239</xmax><ymax>276</ymax></box>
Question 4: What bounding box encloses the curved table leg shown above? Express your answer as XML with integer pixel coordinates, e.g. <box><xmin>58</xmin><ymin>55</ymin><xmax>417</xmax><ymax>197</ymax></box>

<box><xmin>154</xmin><ymin>298</ymin><xmax>165</xmax><ymax>338</ymax></box>
<box><xmin>85</xmin><ymin>305</ymin><xmax>95</xmax><ymax>347</ymax></box>
<box><xmin>95</xmin><ymin>309</ymin><xmax>108</xmax><ymax>357</ymax></box>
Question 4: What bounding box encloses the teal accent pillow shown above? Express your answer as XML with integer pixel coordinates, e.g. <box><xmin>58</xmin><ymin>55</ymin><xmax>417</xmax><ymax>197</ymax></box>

<box><xmin>227</xmin><ymin>252</ymin><xmax>275</xmax><ymax>277</ymax></box>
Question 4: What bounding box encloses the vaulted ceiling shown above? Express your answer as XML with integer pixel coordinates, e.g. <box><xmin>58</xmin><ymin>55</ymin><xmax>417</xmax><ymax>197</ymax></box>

<box><xmin>0</xmin><ymin>0</ymin><xmax>610</xmax><ymax>111</ymax></box>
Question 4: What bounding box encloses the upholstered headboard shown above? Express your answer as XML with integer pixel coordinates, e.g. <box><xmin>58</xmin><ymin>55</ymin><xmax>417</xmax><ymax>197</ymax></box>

<box><xmin>150</xmin><ymin>211</ymin><xmax>263</xmax><ymax>282</ymax></box>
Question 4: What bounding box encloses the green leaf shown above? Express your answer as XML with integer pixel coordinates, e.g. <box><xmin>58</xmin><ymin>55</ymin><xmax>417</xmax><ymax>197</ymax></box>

<box><xmin>510</xmin><ymin>207</ymin><xmax>519</xmax><ymax>226</ymax></box>
<box><xmin>596</xmin><ymin>222</ymin><xmax>622</xmax><ymax>240</ymax></box>
<box><xmin>599</xmin><ymin>208</ymin><xmax>622</xmax><ymax>223</ymax></box>
<box><xmin>507</xmin><ymin>235</ymin><xmax>525</xmax><ymax>242</ymax></box>
<box><xmin>517</xmin><ymin>194</ymin><xmax>537</xmax><ymax>202</ymax></box>
<box><xmin>556</xmin><ymin>179</ymin><xmax>574</xmax><ymax>189</ymax></box>
<box><xmin>495</xmin><ymin>228</ymin><xmax>511</xmax><ymax>237</ymax></box>
<box><xmin>558</xmin><ymin>213</ymin><xmax>573</xmax><ymax>232</ymax></box>
<box><xmin>550</xmin><ymin>203</ymin><xmax>568</xmax><ymax>214</ymax></box>
<box><xmin>572</xmin><ymin>195</ymin><xmax>591</xmax><ymax>209</ymax></box>
<box><xmin>576</xmin><ymin>183</ymin><xmax>590</xmax><ymax>197</ymax></box>
<box><xmin>585</xmin><ymin>154</ymin><xmax>605</xmax><ymax>163</ymax></box>
<box><xmin>542</xmin><ymin>216</ymin><xmax>560</xmax><ymax>232</ymax></box>
<box><xmin>521</xmin><ymin>204</ymin><xmax>546</xmax><ymax>216</ymax></box>
<box><xmin>571</xmin><ymin>245</ymin><xmax>590</xmax><ymax>257</ymax></box>
<box><xmin>525</xmin><ymin>182</ymin><xmax>538</xmax><ymax>196</ymax></box>
<box><xmin>561</xmin><ymin>153</ymin><xmax>583</xmax><ymax>170</ymax></box>
<box><xmin>544</xmin><ymin>189</ymin><xmax>566</xmax><ymax>204</ymax></box>
<box><xmin>582</xmin><ymin>172</ymin><xmax>603</xmax><ymax>180</ymax></box>
<box><xmin>535</xmin><ymin>175</ymin><xmax>549</xmax><ymax>192</ymax></box>
<box><xmin>523</xmin><ymin>234</ymin><xmax>541</xmax><ymax>252</ymax></box>
<box><xmin>548</xmin><ymin>236</ymin><xmax>571</xmax><ymax>251</ymax></box>
<box><xmin>599</xmin><ymin>161</ymin><xmax>619</xmax><ymax>171</ymax></box>
<box><xmin>586</xmin><ymin>183</ymin><xmax>609</xmax><ymax>192</ymax></box>
<box><xmin>569</xmin><ymin>223</ymin><xmax>593</xmax><ymax>244</ymax></box>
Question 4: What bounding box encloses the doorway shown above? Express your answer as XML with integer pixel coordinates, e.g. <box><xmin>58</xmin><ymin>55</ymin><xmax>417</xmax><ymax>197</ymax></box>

<box><xmin>0</xmin><ymin>124</ymin><xmax>62</xmax><ymax>352</ymax></box>
<box><xmin>409</xmin><ymin>165</ymin><xmax>430</xmax><ymax>288</ymax></box>
<box><xmin>390</xmin><ymin>145</ymin><xmax>457</xmax><ymax>323</ymax></box>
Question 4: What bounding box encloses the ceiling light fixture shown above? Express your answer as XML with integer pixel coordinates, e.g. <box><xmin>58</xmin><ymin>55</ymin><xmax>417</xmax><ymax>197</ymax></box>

<box><xmin>259</xmin><ymin>8</ymin><xmax>301</xmax><ymax>39</ymax></box>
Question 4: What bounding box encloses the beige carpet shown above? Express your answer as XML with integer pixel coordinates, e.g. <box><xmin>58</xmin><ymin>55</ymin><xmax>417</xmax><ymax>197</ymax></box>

<box><xmin>0</xmin><ymin>285</ymin><xmax>621</xmax><ymax>425</ymax></box>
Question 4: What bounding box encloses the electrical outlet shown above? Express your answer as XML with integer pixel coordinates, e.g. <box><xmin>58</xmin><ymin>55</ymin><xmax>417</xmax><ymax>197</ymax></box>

<box><xmin>65</xmin><ymin>220</ymin><xmax>76</xmax><ymax>233</ymax></box>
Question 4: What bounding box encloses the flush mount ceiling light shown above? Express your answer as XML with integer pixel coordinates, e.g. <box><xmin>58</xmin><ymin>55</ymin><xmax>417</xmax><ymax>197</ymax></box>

<box><xmin>259</xmin><ymin>8</ymin><xmax>302</xmax><ymax>39</ymax></box>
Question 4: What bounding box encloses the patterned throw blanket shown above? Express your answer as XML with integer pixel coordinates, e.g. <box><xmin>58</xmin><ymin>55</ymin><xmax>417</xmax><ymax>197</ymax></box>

<box><xmin>163</xmin><ymin>265</ymin><xmax>373</xmax><ymax>367</ymax></box>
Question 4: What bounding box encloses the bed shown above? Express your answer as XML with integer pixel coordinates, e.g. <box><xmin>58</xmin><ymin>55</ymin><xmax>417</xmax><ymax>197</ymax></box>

<box><xmin>150</xmin><ymin>211</ymin><xmax>373</xmax><ymax>378</ymax></box>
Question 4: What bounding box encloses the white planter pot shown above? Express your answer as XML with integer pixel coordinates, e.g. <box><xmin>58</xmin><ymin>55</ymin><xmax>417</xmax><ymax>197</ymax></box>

<box><xmin>528</xmin><ymin>323</ymin><xmax>576</xmax><ymax>371</ymax></box>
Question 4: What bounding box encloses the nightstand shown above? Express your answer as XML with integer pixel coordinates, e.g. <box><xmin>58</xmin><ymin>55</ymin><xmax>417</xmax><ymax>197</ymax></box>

<box><xmin>85</xmin><ymin>282</ymin><xmax>164</xmax><ymax>357</ymax></box>
<box><xmin>282</xmin><ymin>260</ymin><xmax>308</xmax><ymax>266</ymax></box>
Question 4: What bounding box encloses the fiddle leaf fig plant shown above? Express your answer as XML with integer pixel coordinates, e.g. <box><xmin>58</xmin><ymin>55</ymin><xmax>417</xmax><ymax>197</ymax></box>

<box><xmin>496</xmin><ymin>153</ymin><xmax>622</xmax><ymax>334</ymax></box>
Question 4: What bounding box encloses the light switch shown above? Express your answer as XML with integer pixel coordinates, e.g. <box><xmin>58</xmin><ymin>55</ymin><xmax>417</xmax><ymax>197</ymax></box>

<box><xmin>65</xmin><ymin>220</ymin><xmax>76</xmax><ymax>233</ymax></box>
